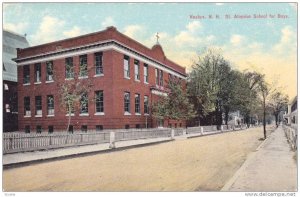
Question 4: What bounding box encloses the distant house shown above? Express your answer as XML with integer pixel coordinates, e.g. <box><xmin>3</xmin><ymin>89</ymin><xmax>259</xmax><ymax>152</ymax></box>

<box><xmin>3</xmin><ymin>30</ymin><xmax>29</xmax><ymax>132</ymax></box>
<box><xmin>227</xmin><ymin>111</ymin><xmax>244</xmax><ymax>126</ymax></box>
<box><xmin>284</xmin><ymin>96</ymin><xmax>297</xmax><ymax>128</ymax></box>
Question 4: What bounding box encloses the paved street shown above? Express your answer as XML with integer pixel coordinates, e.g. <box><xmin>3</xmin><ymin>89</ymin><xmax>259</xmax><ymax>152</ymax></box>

<box><xmin>3</xmin><ymin>127</ymin><xmax>270</xmax><ymax>192</ymax></box>
<box><xmin>222</xmin><ymin>126</ymin><xmax>297</xmax><ymax>191</ymax></box>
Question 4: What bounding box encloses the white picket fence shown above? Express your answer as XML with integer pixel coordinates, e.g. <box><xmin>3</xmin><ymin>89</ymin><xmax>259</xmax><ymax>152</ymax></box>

<box><xmin>3</xmin><ymin>125</ymin><xmax>245</xmax><ymax>154</ymax></box>
<box><xmin>283</xmin><ymin>125</ymin><xmax>297</xmax><ymax>150</ymax></box>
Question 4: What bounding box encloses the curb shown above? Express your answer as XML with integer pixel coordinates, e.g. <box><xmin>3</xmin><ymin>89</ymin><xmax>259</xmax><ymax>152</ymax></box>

<box><xmin>220</xmin><ymin>129</ymin><xmax>275</xmax><ymax>191</ymax></box>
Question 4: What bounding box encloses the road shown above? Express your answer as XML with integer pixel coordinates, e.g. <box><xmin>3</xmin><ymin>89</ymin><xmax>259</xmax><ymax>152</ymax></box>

<box><xmin>3</xmin><ymin>126</ymin><xmax>272</xmax><ymax>192</ymax></box>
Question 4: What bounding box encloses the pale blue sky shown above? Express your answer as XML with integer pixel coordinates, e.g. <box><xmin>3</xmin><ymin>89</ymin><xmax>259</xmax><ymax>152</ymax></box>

<box><xmin>3</xmin><ymin>2</ymin><xmax>298</xmax><ymax>98</ymax></box>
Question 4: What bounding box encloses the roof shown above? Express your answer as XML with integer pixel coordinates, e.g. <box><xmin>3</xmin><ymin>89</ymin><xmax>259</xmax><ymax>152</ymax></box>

<box><xmin>3</xmin><ymin>30</ymin><xmax>29</xmax><ymax>82</ymax></box>
<box><xmin>15</xmin><ymin>26</ymin><xmax>186</xmax><ymax>77</ymax></box>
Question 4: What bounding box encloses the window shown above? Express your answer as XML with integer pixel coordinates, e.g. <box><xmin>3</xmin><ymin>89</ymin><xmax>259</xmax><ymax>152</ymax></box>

<box><xmin>179</xmin><ymin>123</ymin><xmax>182</xmax><ymax>127</ymax></box>
<box><xmin>175</xmin><ymin>123</ymin><xmax>177</xmax><ymax>128</ymax></box>
<box><xmin>68</xmin><ymin>125</ymin><xmax>73</xmax><ymax>133</ymax></box>
<box><xmin>4</xmin><ymin>83</ymin><xmax>9</xmax><ymax>90</ymax></box>
<box><xmin>79</xmin><ymin>55</ymin><xmax>88</xmax><ymax>77</ymax></box>
<box><xmin>155</xmin><ymin>68</ymin><xmax>159</xmax><ymax>85</ymax></box>
<box><xmin>124</xmin><ymin>92</ymin><xmax>130</xmax><ymax>113</ymax></box>
<box><xmin>124</xmin><ymin>55</ymin><xmax>130</xmax><ymax>78</ymax></box>
<box><xmin>23</xmin><ymin>65</ymin><xmax>30</xmax><ymax>84</ymax></box>
<box><xmin>135</xmin><ymin>94</ymin><xmax>140</xmax><ymax>114</ymax></box>
<box><xmin>34</xmin><ymin>63</ymin><xmax>41</xmax><ymax>83</ymax></box>
<box><xmin>5</xmin><ymin>104</ymin><xmax>10</xmax><ymax>113</ymax></box>
<box><xmin>47</xmin><ymin>95</ymin><xmax>54</xmax><ymax>115</ymax></box>
<box><xmin>95</xmin><ymin>90</ymin><xmax>104</xmax><ymax>113</ymax></box>
<box><xmin>95</xmin><ymin>52</ymin><xmax>103</xmax><ymax>75</ymax></box>
<box><xmin>46</xmin><ymin>61</ymin><xmax>54</xmax><ymax>81</ymax></box>
<box><xmin>96</xmin><ymin>125</ymin><xmax>103</xmax><ymax>131</ymax></box>
<box><xmin>159</xmin><ymin>70</ymin><xmax>164</xmax><ymax>86</ymax></box>
<box><xmin>144</xmin><ymin>96</ymin><xmax>149</xmax><ymax>114</ymax></box>
<box><xmin>80</xmin><ymin>93</ymin><xmax>88</xmax><ymax>114</ymax></box>
<box><xmin>35</xmin><ymin>96</ymin><xmax>42</xmax><ymax>116</ymax></box>
<box><xmin>81</xmin><ymin>125</ymin><xmax>87</xmax><ymax>133</ymax></box>
<box><xmin>25</xmin><ymin>125</ymin><xmax>30</xmax><ymax>133</ymax></box>
<box><xmin>144</xmin><ymin>64</ymin><xmax>148</xmax><ymax>83</ymax></box>
<box><xmin>24</xmin><ymin>97</ymin><xmax>31</xmax><ymax>116</ymax></box>
<box><xmin>36</xmin><ymin>125</ymin><xmax>42</xmax><ymax>134</ymax></box>
<box><xmin>48</xmin><ymin>126</ymin><xmax>54</xmax><ymax>134</ymax></box>
<box><xmin>134</xmin><ymin>60</ymin><xmax>140</xmax><ymax>81</ymax></box>
<box><xmin>125</xmin><ymin>124</ymin><xmax>130</xmax><ymax>129</ymax></box>
<box><xmin>136</xmin><ymin>124</ymin><xmax>140</xmax><ymax>129</ymax></box>
<box><xmin>65</xmin><ymin>57</ymin><xmax>74</xmax><ymax>79</ymax></box>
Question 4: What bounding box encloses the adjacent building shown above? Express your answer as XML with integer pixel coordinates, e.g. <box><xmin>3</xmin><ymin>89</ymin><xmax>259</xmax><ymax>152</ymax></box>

<box><xmin>15</xmin><ymin>26</ymin><xmax>187</xmax><ymax>133</ymax></box>
<box><xmin>3</xmin><ymin>30</ymin><xmax>29</xmax><ymax>132</ymax></box>
<box><xmin>284</xmin><ymin>96</ymin><xmax>297</xmax><ymax>128</ymax></box>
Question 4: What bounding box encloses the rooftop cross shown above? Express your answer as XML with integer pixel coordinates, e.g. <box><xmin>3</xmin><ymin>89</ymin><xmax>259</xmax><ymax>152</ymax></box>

<box><xmin>156</xmin><ymin>32</ymin><xmax>160</xmax><ymax>44</ymax></box>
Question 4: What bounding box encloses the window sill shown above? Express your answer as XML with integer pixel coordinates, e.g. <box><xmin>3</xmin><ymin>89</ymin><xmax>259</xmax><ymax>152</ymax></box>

<box><xmin>46</xmin><ymin>80</ymin><xmax>54</xmax><ymax>83</ymax></box>
<box><xmin>79</xmin><ymin>113</ymin><xmax>89</xmax><ymax>116</ymax></box>
<box><xmin>144</xmin><ymin>82</ymin><xmax>149</xmax><ymax>85</ymax></box>
<box><xmin>124</xmin><ymin>77</ymin><xmax>130</xmax><ymax>80</ymax></box>
<box><xmin>94</xmin><ymin>74</ymin><xmax>104</xmax><ymax>77</ymax></box>
<box><xmin>144</xmin><ymin>113</ymin><xmax>149</xmax><ymax>116</ymax></box>
<box><xmin>124</xmin><ymin>112</ymin><xmax>131</xmax><ymax>115</ymax></box>
<box><xmin>24</xmin><ymin>115</ymin><xmax>31</xmax><ymax>118</ymax></box>
<box><xmin>47</xmin><ymin>114</ymin><xmax>55</xmax><ymax>117</ymax></box>
<box><xmin>34</xmin><ymin>81</ymin><xmax>42</xmax><ymax>85</ymax></box>
<box><xmin>135</xmin><ymin>113</ymin><xmax>141</xmax><ymax>116</ymax></box>
<box><xmin>35</xmin><ymin>115</ymin><xmax>42</xmax><ymax>117</ymax></box>
<box><xmin>65</xmin><ymin>78</ymin><xmax>74</xmax><ymax>81</ymax></box>
<box><xmin>23</xmin><ymin>83</ymin><xmax>31</xmax><ymax>86</ymax></box>
<box><xmin>78</xmin><ymin>76</ymin><xmax>88</xmax><ymax>79</ymax></box>
<box><xmin>65</xmin><ymin>114</ymin><xmax>75</xmax><ymax>116</ymax></box>
<box><xmin>135</xmin><ymin>79</ymin><xmax>140</xmax><ymax>82</ymax></box>
<box><xmin>94</xmin><ymin>112</ymin><xmax>105</xmax><ymax>115</ymax></box>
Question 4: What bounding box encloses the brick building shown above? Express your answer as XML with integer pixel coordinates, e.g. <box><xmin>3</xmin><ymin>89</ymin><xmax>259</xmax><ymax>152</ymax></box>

<box><xmin>3</xmin><ymin>30</ymin><xmax>29</xmax><ymax>132</ymax></box>
<box><xmin>15</xmin><ymin>26</ymin><xmax>187</xmax><ymax>133</ymax></box>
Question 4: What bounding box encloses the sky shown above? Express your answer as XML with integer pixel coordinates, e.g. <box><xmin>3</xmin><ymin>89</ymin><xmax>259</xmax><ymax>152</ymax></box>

<box><xmin>3</xmin><ymin>2</ymin><xmax>298</xmax><ymax>99</ymax></box>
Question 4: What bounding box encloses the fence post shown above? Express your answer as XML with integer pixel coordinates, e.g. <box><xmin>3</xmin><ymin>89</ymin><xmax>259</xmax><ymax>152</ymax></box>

<box><xmin>200</xmin><ymin>127</ymin><xmax>204</xmax><ymax>135</ymax></box>
<box><xmin>109</xmin><ymin>131</ymin><xmax>116</xmax><ymax>148</ymax></box>
<box><xmin>171</xmin><ymin>129</ymin><xmax>175</xmax><ymax>140</ymax></box>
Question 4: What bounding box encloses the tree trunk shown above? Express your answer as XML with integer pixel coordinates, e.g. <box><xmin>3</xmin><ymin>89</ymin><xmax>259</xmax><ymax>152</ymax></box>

<box><xmin>274</xmin><ymin>113</ymin><xmax>279</xmax><ymax>128</ymax></box>
<box><xmin>66</xmin><ymin>101</ymin><xmax>72</xmax><ymax>133</ymax></box>
<box><xmin>263</xmin><ymin>97</ymin><xmax>267</xmax><ymax>139</ymax></box>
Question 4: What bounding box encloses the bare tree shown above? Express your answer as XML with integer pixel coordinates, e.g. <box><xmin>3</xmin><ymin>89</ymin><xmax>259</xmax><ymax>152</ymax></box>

<box><xmin>53</xmin><ymin>61</ymin><xmax>94</xmax><ymax>132</ymax></box>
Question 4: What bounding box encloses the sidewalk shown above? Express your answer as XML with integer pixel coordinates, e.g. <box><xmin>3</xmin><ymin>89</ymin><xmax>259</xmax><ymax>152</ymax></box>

<box><xmin>3</xmin><ymin>129</ymin><xmax>224</xmax><ymax>167</ymax></box>
<box><xmin>222</xmin><ymin>126</ymin><xmax>297</xmax><ymax>192</ymax></box>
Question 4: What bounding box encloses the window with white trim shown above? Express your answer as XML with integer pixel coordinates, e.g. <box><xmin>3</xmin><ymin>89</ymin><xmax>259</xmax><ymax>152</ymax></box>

<box><xmin>23</xmin><ymin>65</ymin><xmax>30</xmax><ymax>84</ymax></box>
<box><xmin>79</xmin><ymin>55</ymin><xmax>88</xmax><ymax>77</ymax></box>
<box><xmin>46</xmin><ymin>61</ymin><xmax>54</xmax><ymax>81</ymax></box>
<box><xmin>47</xmin><ymin>95</ymin><xmax>54</xmax><ymax>115</ymax></box>
<box><xmin>144</xmin><ymin>96</ymin><xmax>149</xmax><ymax>114</ymax></box>
<box><xmin>134</xmin><ymin>60</ymin><xmax>140</xmax><ymax>81</ymax></box>
<box><xmin>65</xmin><ymin>57</ymin><xmax>74</xmax><ymax>79</ymax></box>
<box><xmin>135</xmin><ymin>94</ymin><xmax>140</xmax><ymax>114</ymax></box>
<box><xmin>35</xmin><ymin>96</ymin><xmax>42</xmax><ymax>116</ymax></box>
<box><xmin>95</xmin><ymin>90</ymin><xmax>104</xmax><ymax>113</ymax></box>
<box><xmin>95</xmin><ymin>52</ymin><xmax>103</xmax><ymax>75</ymax></box>
<box><xmin>144</xmin><ymin>64</ymin><xmax>148</xmax><ymax>83</ymax></box>
<box><xmin>124</xmin><ymin>92</ymin><xmax>130</xmax><ymax>113</ymax></box>
<box><xmin>124</xmin><ymin>55</ymin><xmax>130</xmax><ymax>78</ymax></box>
<box><xmin>24</xmin><ymin>97</ymin><xmax>31</xmax><ymax>116</ymax></box>
<box><xmin>34</xmin><ymin>63</ymin><xmax>41</xmax><ymax>83</ymax></box>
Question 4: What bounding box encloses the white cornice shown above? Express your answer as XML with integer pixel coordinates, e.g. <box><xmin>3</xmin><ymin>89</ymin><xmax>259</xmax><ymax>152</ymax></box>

<box><xmin>16</xmin><ymin>40</ymin><xmax>187</xmax><ymax>79</ymax></box>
